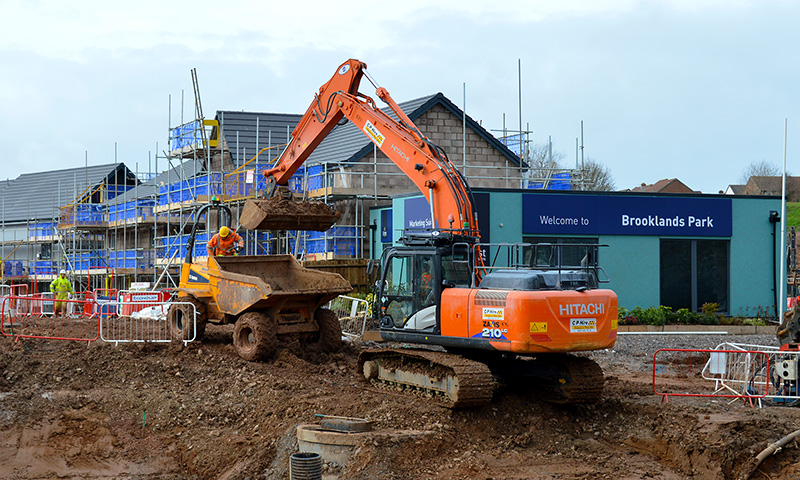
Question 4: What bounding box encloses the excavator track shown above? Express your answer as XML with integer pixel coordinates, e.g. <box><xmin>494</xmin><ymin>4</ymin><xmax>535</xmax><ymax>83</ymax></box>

<box><xmin>358</xmin><ymin>348</ymin><xmax>496</xmax><ymax>409</ymax></box>
<box><xmin>557</xmin><ymin>355</ymin><xmax>605</xmax><ymax>404</ymax></box>
<box><xmin>490</xmin><ymin>354</ymin><xmax>606</xmax><ymax>405</ymax></box>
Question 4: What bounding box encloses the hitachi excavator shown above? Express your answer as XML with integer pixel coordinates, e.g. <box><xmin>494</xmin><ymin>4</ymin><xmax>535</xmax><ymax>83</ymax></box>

<box><xmin>241</xmin><ymin>59</ymin><xmax>618</xmax><ymax>407</ymax></box>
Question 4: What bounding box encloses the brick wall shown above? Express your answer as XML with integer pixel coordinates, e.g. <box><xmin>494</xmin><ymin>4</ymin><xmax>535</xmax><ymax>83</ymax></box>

<box><xmin>349</xmin><ymin>104</ymin><xmax>522</xmax><ymax>195</ymax></box>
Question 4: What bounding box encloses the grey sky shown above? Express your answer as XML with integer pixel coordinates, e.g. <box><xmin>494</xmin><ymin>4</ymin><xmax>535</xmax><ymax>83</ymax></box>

<box><xmin>1</xmin><ymin>0</ymin><xmax>797</xmax><ymax>193</ymax></box>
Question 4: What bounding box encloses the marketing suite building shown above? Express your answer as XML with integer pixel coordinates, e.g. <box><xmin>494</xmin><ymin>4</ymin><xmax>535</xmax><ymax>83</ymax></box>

<box><xmin>370</xmin><ymin>189</ymin><xmax>782</xmax><ymax>316</ymax></box>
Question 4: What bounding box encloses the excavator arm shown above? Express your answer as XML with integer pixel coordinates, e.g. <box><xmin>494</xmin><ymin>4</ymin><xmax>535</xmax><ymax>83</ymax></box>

<box><xmin>242</xmin><ymin>59</ymin><xmax>479</xmax><ymax>237</ymax></box>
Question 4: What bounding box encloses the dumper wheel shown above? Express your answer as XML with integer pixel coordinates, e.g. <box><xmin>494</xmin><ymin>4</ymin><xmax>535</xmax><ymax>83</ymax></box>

<box><xmin>302</xmin><ymin>308</ymin><xmax>341</xmax><ymax>353</ymax></box>
<box><xmin>233</xmin><ymin>312</ymin><xmax>278</xmax><ymax>361</ymax></box>
<box><xmin>169</xmin><ymin>296</ymin><xmax>208</xmax><ymax>342</ymax></box>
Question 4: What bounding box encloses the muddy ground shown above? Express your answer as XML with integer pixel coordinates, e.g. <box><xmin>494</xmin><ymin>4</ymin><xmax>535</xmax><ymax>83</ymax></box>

<box><xmin>1</xmin><ymin>327</ymin><xmax>799</xmax><ymax>480</ymax></box>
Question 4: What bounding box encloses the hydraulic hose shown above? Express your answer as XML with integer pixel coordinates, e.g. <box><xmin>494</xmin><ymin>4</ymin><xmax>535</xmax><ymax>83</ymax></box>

<box><xmin>736</xmin><ymin>427</ymin><xmax>800</xmax><ymax>480</ymax></box>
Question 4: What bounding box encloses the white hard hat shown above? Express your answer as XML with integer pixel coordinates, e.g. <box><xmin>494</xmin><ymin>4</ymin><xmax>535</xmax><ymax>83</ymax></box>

<box><xmin>60</xmin><ymin>269</ymin><xmax>66</xmax><ymax>274</ymax></box>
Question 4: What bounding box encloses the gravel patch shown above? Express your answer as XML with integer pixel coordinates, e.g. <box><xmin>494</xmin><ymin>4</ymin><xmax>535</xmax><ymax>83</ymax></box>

<box><xmin>589</xmin><ymin>333</ymin><xmax>778</xmax><ymax>374</ymax></box>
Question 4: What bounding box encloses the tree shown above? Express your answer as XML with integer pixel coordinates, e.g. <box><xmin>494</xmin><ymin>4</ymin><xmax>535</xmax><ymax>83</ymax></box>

<box><xmin>738</xmin><ymin>160</ymin><xmax>781</xmax><ymax>184</ymax></box>
<box><xmin>580</xmin><ymin>157</ymin><xmax>616</xmax><ymax>191</ymax></box>
<box><xmin>525</xmin><ymin>142</ymin><xmax>565</xmax><ymax>182</ymax></box>
<box><xmin>522</xmin><ymin>142</ymin><xmax>615</xmax><ymax>191</ymax></box>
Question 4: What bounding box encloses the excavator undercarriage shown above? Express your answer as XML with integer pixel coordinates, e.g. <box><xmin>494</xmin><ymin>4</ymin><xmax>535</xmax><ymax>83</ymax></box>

<box><xmin>358</xmin><ymin>348</ymin><xmax>605</xmax><ymax>407</ymax></box>
<box><xmin>358</xmin><ymin>348</ymin><xmax>496</xmax><ymax>408</ymax></box>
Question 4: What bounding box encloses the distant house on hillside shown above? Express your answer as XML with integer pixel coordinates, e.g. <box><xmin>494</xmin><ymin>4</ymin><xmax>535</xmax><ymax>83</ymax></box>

<box><xmin>626</xmin><ymin>178</ymin><xmax>696</xmax><ymax>194</ymax></box>
<box><xmin>724</xmin><ymin>184</ymin><xmax>746</xmax><ymax>195</ymax></box>
<box><xmin>741</xmin><ymin>176</ymin><xmax>800</xmax><ymax>201</ymax></box>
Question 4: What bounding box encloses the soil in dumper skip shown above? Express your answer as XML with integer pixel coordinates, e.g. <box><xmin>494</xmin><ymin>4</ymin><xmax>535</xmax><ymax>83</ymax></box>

<box><xmin>1</xmin><ymin>328</ymin><xmax>800</xmax><ymax>480</ymax></box>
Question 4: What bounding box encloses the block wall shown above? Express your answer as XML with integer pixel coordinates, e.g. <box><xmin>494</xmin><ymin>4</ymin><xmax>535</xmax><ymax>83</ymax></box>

<box><xmin>349</xmin><ymin>104</ymin><xmax>522</xmax><ymax>193</ymax></box>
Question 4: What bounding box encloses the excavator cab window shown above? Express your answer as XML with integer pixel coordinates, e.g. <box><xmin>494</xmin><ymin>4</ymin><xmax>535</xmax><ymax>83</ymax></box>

<box><xmin>381</xmin><ymin>255</ymin><xmax>414</xmax><ymax>327</ymax></box>
<box><xmin>379</xmin><ymin>252</ymin><xmax>439</xmax><ymax>329</ymax></box>
<box><xmin>418</xmin><ymin>255</ymin><xmax>436</xmax><ymax>307</ymax></box>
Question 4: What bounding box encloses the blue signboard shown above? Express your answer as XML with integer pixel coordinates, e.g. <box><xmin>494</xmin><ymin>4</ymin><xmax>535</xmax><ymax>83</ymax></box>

<box><xmin>380</xmin><ymin>209</ymin><xmax>393</xmax><ymax>243</ymax></box>
<box><xmin>403</xmin><ymin>194</ymin><xmax>492</xmax><ymax>237</ymax></box>
<box><xmin>523</xmin><ymin>194</ymin><xmax>732</xmax><ymax>237</ymax></box>
<box><xmin>404</xmin><ymin>197</ymin><xmax>434</xmax><ymax>230</ymax></box>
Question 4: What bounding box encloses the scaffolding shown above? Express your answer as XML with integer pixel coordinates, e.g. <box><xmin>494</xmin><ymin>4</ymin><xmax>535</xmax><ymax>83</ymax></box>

<box><xmin>0</xmin><ymin>172</ymin><xmax>138</xmax><ymax>295</ymax></box>
<box><xmin>2</xmin><ymin>83</ymin><xmax>590</xmax><ymax>294</ymax></box>
<box><xmin>0</xmin><ymin>147</ymin><xmax>542</xmax><ymax>292</ymax></box>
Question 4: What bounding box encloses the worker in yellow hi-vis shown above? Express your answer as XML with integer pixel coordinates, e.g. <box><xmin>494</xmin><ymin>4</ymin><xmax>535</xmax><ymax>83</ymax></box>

<box><xmin>50</xmin><ymin>269</ymin><xmax>74</xmax><ymax>318</ymax></box>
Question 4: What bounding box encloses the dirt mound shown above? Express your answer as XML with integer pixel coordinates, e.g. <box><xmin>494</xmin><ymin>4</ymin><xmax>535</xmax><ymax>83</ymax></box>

<box><xmin>2</xmin><ymin>330</ymin><xmax>800</xmax><ymax>479</ymax></box>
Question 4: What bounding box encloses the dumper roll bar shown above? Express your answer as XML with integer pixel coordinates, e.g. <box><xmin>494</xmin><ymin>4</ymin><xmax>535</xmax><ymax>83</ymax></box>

<box><xmin>185</xmin><ymin>199</ymin><xmax>233</xmax><ymax>264</ymax></box>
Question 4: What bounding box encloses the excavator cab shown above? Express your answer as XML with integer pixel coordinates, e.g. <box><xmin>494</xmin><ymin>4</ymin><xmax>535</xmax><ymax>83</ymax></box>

<box><xmin>377</xmin><ymin>249</ymin><xmax>438</xmax><ymax>330</ymax></box>
<box><xmin>374</xmin><ymin>235</ymin><xmax>475</xmax><ymax>333</ymax></box>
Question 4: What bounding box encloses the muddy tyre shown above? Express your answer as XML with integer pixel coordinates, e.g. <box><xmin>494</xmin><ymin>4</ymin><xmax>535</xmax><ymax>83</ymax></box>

<box><xmin>168</xmin><ymin>296</ymin><xmax>208</xmax><ymax>342</ymax></box>
<box><xmin>233</xmin><ymin>312</ymin><xmax>278</xmax><ymax>361</ymax></box>
<box><xmin>302</xmin><ymin>308</ymin><xmax>342</xmax><ymax>353</ymax></box>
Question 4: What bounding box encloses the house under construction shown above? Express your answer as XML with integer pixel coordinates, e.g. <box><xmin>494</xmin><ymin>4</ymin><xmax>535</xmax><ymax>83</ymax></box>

<box><xmin>0</xmin><ymin>91</ymin><xmax>583</xmax><ymax>294</ymax></box>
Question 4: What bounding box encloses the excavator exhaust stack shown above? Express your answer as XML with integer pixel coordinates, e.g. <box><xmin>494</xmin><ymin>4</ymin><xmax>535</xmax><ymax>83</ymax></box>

<box><xmin>240</xmin><ymin>196</ymin><xmax>341</xmax><ymax>232</ymax></box>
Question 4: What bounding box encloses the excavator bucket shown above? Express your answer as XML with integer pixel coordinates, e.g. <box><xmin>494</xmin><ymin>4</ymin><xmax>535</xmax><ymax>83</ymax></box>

<box><xmin>239</xmin><ymin>196</ymin><xmax>341</xmax><ymax>232</ymax></box>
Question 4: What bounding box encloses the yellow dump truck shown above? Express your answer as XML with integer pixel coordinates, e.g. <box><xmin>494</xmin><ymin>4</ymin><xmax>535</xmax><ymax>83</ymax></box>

<box><xmin>168</xmin><ymin>200</ymin><xmax>351</xmax><ymax>361</ymax></box>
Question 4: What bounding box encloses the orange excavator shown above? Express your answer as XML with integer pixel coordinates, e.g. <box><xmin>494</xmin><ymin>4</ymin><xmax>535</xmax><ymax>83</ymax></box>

<box><xmin>242</xmin><ymin>59</ymin><xmax>618</xmax><ymax>406</ymax></box>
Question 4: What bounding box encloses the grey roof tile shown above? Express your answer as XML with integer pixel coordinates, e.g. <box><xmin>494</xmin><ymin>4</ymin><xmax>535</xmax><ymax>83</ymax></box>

<box><xmin>0</xmin><ymin>163</ymin><xmax>136</xmax><ymax>223</ymax></box>
<box><xmin>304</xmin><ymin>93</ymin><xmax>521</xmax><ymax>167</ymax></box>
<box><xmin>215</xmin><ymin>111</ymin><xmax>302</xmax><ymax>168</ymax></box>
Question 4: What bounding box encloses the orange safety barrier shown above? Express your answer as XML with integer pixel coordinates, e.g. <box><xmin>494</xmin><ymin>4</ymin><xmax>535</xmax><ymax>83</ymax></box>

<box><xmin>118</xmin><ymin>289</ymin><xmax>173</xmax><ymax>316</ymax></box>
<box><xmin>9</xmin><ymin>283</ymin><xmax>29</xmax><ymax>297</ymax></box>
<box><xmin>89</xmin><ymin>288</ymin><xmax>119</xmax><ymax>319</ymax></box>
<box><xmin>652</xmin><ymin>348</ymin><xmax>771</xmax><ymax>404</ymax></box>
<box><xmin>1</xmin><ymin>295</ymin><xmax>100</xmax><ymax>343</ymax></box>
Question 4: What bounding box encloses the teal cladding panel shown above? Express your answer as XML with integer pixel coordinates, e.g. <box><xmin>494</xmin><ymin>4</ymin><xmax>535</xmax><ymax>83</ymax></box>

<box><xmin>600</xmin><ymin>235</ymin><xmax>661</xmax><ymax>310</ymax></box>
<box><xmin>729</xmin><ymin>197</ymin><xmax>781</xmax><ymax>316</ymax></box>
<box><xmin>487</xmin><ymin>192</ymin><xmax>521</xmax><ymax>244</ymax></box>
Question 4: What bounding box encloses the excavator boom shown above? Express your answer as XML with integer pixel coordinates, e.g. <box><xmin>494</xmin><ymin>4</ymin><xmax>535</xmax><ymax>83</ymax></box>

<box><xmin>240</xmin><ymin>59</ymin><xmax>478</xmax><ymax>236</ymax></box>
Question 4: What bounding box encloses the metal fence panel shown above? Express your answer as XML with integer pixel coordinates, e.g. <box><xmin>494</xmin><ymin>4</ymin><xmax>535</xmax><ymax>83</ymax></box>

<box><xmin>100</xmin><ymin>300</ymin><xmax>194</xmax><ymax>346</ymax></box>
<box><xmin>327</xmin><ymin>295</ymin><xmax>370</xmax><ymax>339</ymax></box>
<box><xmin>653</xmin><ymin>348</ymin><xmax>770</xmax><ymax>400</ymax></box>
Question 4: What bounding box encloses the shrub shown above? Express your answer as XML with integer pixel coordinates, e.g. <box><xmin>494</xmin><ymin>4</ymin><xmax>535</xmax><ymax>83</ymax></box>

<box><xmin>696</xmin><ymin>302</ymin><xmax>721</xmax><ymax>325</ymax></box>
<box><xmin>674</xmin><ymin>308</ymin><xmax>693</xmax><ymax>325</ymax></box>
<box><xmin>617</xmin><ymin>305</ymin><xmax>724</xmax><ymax>326</ymax></box>
<box><xmin>617</xmin><ymin>303</ymin><xmax>779</xmax><ymax>326</ymax></box>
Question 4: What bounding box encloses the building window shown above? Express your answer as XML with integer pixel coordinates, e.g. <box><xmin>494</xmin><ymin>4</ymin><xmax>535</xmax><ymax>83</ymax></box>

<box><xmin>660</xmin><ymin>239</ymin><xmax>729</xmax><ymax>313</ymax></box>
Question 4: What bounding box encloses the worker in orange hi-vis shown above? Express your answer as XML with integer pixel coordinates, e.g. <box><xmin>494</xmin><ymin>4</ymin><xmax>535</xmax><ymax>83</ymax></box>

<box><xmin>206</xmin><ymin>226</ymin><xmax>244</xmax><ymax>257</ymax></box>
<box><xmin>50</xmin><ymin>269</ymin><xmax>74</xmax><ymax>318</ymax></box>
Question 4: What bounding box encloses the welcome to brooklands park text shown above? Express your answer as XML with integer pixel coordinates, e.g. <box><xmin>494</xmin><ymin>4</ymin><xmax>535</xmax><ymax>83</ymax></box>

<box><xmin>538</xmin><ymin>214</ymin><xmax>716</xmax><ymax>229</ymax></box>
